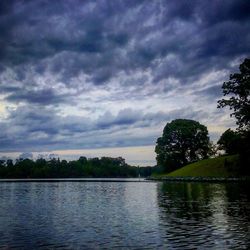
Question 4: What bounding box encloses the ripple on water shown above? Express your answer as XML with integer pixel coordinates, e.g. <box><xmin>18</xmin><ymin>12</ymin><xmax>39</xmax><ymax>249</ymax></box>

<box><xmin>0</xmin><ymin>181</ymin><xmax>249</xmax><ymax>249</ymax></box>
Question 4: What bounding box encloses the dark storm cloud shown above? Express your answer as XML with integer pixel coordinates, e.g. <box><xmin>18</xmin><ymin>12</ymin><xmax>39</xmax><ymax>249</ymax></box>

<box><xmin>0</xmin><ymin>0</ymin><xmax>249</xmax><ymax>151</ymax></box>
<box><xmin>0</xmin><ymin>0</ymin><xmax>248</xmax><ymax>85</ymax></box>
<box><xmin>161</xmin><ymin>0</ymin><xmax>250</xmax><ymax>25</ymax></box>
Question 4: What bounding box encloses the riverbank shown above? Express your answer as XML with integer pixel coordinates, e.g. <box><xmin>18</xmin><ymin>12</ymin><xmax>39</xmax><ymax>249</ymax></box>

<box><xmin>147</xmin><ymin>176</ymin><xmax>250</xmax><ymax>182</ymax></box>
<box><xmin>149</xmin><ymin>155</ymin><xmax>250</xmax><ymax>182</ymax></box>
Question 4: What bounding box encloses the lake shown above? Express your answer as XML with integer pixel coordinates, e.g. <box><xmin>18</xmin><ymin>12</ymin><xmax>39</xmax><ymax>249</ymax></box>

<box><xmin>0</xmin><ymin>180</ymin><xmax>249</xmax><ymax>249</ymax></box>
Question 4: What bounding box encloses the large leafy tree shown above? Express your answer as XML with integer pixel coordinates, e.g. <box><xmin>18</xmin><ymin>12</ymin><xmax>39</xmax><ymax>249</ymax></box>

<box><xmin>155</xmin><ymin>119</ymin><xmax>210</xmax><ymax>172</ymax></box>
<box><xmin>217</xmin><ymin>58</ymin><xmax>250</xmax><ymax>130</ymax></box>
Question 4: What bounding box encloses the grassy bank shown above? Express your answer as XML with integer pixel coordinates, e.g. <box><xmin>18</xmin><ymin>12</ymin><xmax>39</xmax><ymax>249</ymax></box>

<box><xmin>154</xmin><ymin>155</ymin><xmax>241</xmax><ymax>178</ymax></box>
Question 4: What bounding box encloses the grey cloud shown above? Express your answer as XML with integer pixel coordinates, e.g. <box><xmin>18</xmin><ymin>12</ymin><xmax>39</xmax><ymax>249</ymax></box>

<box><xmin>0</xmin><ymin>104</ymin><xmax>208</xmax><ymax>151</ymax></box>
<box><xmin>0</xmin><ymin>0</ymin><xmax>249</xmax><ymax>153</ymax></box>
<box><xmin>97</xmin><ymin>109</ymin><xmax>142</xmax><ymax>129</ymax></box>
<box><xmin>197</xmin><ymin>0</ymin><xmax>250</xmax><ymax>26</ymax></box>
<box><xmin>194</xmin><ymin>85</ymin><xmax>222</xmax><ymax>100</ymax></box>
<box><xmin>6</xmin><ymin>88</ymin><xmax>68</xmax><ymax>105</ymax></box>
<box><xmin>1</xmin><ymin>0</ymin><xmax>249</xmax><ymax>92</ymax></box>
<box><xmin>18</xmin><ymin>152</ymin><xmax>33</xmax><ymax>159</ymax></box>
<box><xmin>163</xmin><ymin>0</ymin><xmax>250</xmax><ymax>25</ymax></box>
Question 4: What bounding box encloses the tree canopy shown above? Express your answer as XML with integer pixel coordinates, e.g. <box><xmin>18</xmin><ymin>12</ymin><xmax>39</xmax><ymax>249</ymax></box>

<box><xmin>217</xmin><ymin>129</ymin><xmax>241</xmax><ymax>155</ymax></box>
<box><xmin>218</xmin><ymin>58</ymin><xmax>250</xmax><ymax>130</ymax></box>
<box><xmin>0</xmin><ymin>156</ymin><xmax>156</xmax><ymax>178</ymax></box>
<box><xmin>155</xmin><ymin>119</ymin><xmax>210</xmax><ymax>172</ymax></box>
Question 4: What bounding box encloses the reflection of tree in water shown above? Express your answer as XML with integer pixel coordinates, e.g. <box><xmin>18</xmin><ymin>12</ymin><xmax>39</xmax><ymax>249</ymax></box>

<box><xmin>157</xmin><ymin>182</ymin><xmax>250</xmax><ymax>249</ymax></box>
<box><xmin>223</xmin><ymin>183</ymin><xmax>250</xmax><ymax>218</ymax></box>
<box><xmin>157</xmin><ymin>182</ymin><xmax>215</xmax><ymax>220</ymax></box>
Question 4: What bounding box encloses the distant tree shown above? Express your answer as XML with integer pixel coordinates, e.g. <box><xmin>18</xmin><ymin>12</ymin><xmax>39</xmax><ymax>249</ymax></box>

<box><xmin>218</xmin><ymin>58</ymin><xmax>250</xmax><ymax>130</ymax></box>
<box><xmin>155</xmin><ymin>119</ymin><xmax>210</xmax><ymax>172</ymax></box>
<box><xmin>6</xmin><ymin>159</ymin><xmax>13</xmax><ymax>168</ymax></box>
<box><xmin>35</xmin><ymin>158</ymin><xmax>47</xmax><ymax>168</ymax></box>
<box><xmin>217</xmin><ymin>129</ymin><xmax>241</xmax><ymax>155</ymax></box>
<box><xmin>15</xmin><ymin>159</ymin><xmax>34</xmax><ymax>177</ymax></box>
<box><xmin>0</xmin><ymin>156</ymin><xmax>150</xmax><ymax>178</ymax></box>
<box><xmin>78</xmin><ymin>156</ymin><xmax>87</xmax><ymax>165</ymax></box>
<box><xmin>0</xmin><ymin>160</ymin><xmax>5</xmax><ymax>167</ymax></box>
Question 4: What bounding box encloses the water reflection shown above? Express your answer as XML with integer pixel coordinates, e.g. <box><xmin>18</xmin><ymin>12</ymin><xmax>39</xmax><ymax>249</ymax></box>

<box><xmin>0</xmin><ymin>181</ymin><xmax>249</xmax><ymax>249</ymax></box>
<box><xmin>157</xmin><ymin>182</ymin><xmax>250</xmax><ymax>249</ymax></box>
<box><xmin>0</xmin><ymin>182</ymin><xmax>162</xmax><ymax>249</ymax></box>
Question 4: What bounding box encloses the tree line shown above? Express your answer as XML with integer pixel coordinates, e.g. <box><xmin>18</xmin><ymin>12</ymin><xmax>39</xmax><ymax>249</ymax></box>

<box><xmin>0</xmin><ymin>156</ymin><xmax>155</xmax><ymax>178</ymax></box>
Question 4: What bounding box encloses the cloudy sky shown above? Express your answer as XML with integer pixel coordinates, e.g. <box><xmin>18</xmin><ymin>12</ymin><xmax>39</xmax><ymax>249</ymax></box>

<box><xmin>0</xmin><ymin>0</ymin><xmax>249</xmax><ymax>165</ymax></box>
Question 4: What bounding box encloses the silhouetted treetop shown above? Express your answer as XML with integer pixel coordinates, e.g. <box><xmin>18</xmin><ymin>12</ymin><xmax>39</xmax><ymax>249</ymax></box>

<box><xmin>218</xmin><ymin>58</ymin><xmax>250</xmax><ymax>130</ymax></box>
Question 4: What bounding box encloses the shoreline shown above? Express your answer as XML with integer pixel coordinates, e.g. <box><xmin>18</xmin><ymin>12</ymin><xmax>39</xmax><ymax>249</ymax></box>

<box><xmin>0</xmin><ymin>178</ymin><xmax>150</xmax><ymax>183</ymax></box>
<box><xmin>147</xmin><ymin>176</ymin><xmax>250</xmax><ymax>182</ymax></box>
<box><xmin>1</xmin><ymin>177</ymin><xmax>249</xmax><ymax>183</ymax></box>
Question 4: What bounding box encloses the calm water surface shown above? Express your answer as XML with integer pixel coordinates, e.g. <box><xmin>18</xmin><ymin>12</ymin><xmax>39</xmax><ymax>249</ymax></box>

<box><xmin>0</xmin><ymin>180</ymin><xmax>249</xmax><ymax>249</ymax></box>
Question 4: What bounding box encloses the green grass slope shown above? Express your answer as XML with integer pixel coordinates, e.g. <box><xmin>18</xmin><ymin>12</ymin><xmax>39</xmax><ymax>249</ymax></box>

<box><xmin>165</xmin><ymin>155</ymin><xmax>240</xmax><ymax>178</ymax></box>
